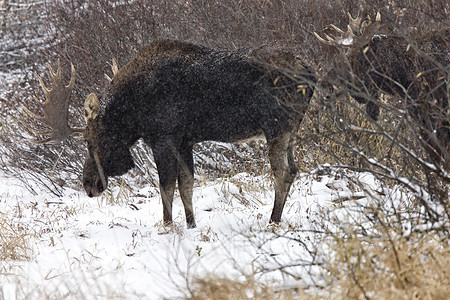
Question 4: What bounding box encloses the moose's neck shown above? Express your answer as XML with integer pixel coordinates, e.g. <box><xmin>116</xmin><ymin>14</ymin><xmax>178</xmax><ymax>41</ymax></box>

<box><xmin>100</xmin><ymin>91</ymin><xmax>142</xmax><ymax>149</ymax></box>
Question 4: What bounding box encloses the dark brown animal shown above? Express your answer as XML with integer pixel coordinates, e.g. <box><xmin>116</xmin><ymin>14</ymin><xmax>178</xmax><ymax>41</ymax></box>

<box><xmin>24</xmin><ymin>40</ymin><xmax>315</xmax><ymax>228</ymax></box>
<box><xmin>315</xmin><ymin>10</ymin><xmax>449</xmax><ymax>165</ymax></box>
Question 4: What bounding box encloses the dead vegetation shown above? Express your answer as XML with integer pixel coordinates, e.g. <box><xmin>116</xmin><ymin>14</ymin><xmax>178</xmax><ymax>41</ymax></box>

<box><xmin>0</xmin><ymin>0</ymin><xmax>448</xmax><ymax>298</ymax></box>
<box><xmin>324</xmin><ymin>229</ymin><xmax>449</xmax><ymax>299</ymax></box>
<box><xmin>186</xmin><ymin>274</ymin><xmax>305</xmax><ymax>300</ymax></box>
<box><xmin>0</xmin><ymin>213</ymin><xmax>33</xmax><ymax>262</ymax></box>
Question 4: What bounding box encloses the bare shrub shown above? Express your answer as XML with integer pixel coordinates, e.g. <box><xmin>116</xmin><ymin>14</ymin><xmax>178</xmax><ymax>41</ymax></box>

<box><xmin>288</xmin><ymin>1</ymin><xmax>448</xmax><ymax>297</ymax></box>
<box><xmin>303</xmin><ymin>0</ymin><xmax>448</xmax><ymax>207</ymax></box>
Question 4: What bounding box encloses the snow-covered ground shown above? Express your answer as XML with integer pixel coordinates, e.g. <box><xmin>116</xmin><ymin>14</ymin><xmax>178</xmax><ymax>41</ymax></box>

<box><xmin>0</xmin><ymin>169</ymin><xmax>381</xmax><ymax>299</ymax></box>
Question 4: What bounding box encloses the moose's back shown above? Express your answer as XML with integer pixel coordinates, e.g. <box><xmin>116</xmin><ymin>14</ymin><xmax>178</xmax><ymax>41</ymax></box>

<box><xmin>102</xmin><ymin>40</ymin><xmax>314</xmax><ymax>145</ymax></box>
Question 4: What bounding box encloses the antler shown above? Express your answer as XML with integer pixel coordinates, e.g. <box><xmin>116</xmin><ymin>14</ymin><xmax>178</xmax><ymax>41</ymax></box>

<box><xmin>105</xmin><ymin>58</ymin><xmax>119</xmax><ymax>82</ymax></box>
<box><xmin>22</xmin><ymin>60</ymin><xmax>86</xmax><ymax>144</ymax></box>
<box><xmin>314</xmin><ymin>8</ymin><xmax>381</xmax><ymax>51</ymax></box>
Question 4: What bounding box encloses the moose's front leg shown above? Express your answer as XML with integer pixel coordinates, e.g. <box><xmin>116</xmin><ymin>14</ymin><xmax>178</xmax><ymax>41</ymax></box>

<box><xmin>153</xmin><ymin>140</ymin><xmax>179</xmax><ymax>227</ymax></box>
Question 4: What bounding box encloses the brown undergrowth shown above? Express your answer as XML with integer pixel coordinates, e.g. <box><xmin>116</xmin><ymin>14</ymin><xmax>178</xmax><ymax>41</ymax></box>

<box><xmin>0</xmin><ymin>212</ymin><xmax>33</xmax><ymax>262</ymax></box>
<box><xmin>186</xmin><ymin>273</ymin><xmax>306</xmax><ymax>300</ymax></box>
<box><xmin>324</xmin><ymin>225</ymin><xmax>449</xmax><ymax>299</ymax></box>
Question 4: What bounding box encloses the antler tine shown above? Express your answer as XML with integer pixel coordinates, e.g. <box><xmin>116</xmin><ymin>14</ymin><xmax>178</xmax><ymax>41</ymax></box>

<box><xmin>21</xmin><ymin>100</ymin><xmax>55</xmax><ymax>144</ymax></box>
<box><xmin>47</xmin><ymin>60</ymin><xmax>59</xmax><ymax>81</ymax></box>
<box><xmin>22</xmin><ymin>97</ymin><xmax>49</xmax><ymax>125</ymax></box>
<box><xmin>375</xmin><ymin>12</ymin><xmax>381</xmax><ymax>23</ymax></box>
<box><xmin>347</xmin><ymin>7</ymin><xmax>363</xmax><ymax>33</ymax></box>
<box><xmin>35</xmin><ymin>72</ymin><xmax>50</xmax><ymax>96</ymax></box>
<box><xmin>32</xmin><ymin>137</ymin><xmax>54</xmax><ymax>145</ymax></box>
<box><xmin>330</xmin><ymin>24</ymin><xmax>345</xmax><ymax>35</ymax></box>
<box><xmin>105</xmin><ymin>59</ymin><xmax>119</xmax><ymax>82</ymax></box>
<box><xmin>23</xmin><ymin>60</ymin><xmax>86</xmax><ymax>144</ymax></box>
<box><xmin>112</xmin><ymin>58</ymin><xmax>119</xmax><ymax>76</ymax></box>
<box><xmin>68</xmin><ymin>63</ymin><xmax>76</xmax><ymax>90</ymax></box>
<box><xmin>314</xmin><ymin>32</ymin><xmax>336</xmax><ymax>46</ymax></box>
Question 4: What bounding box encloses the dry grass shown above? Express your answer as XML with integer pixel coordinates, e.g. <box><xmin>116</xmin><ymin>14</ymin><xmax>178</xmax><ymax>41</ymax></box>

<box><xmin>323</xmin><ymin>224</ymin><xmax>449</xmax><ymax>299</ymax></box>
<box><xmin>0</xmin><ymin>212</ymin><xmax>33</xmax><ymax>262</ymax></box>
<box><xmin>186</xmin><ymin>274</ymin><xmax>306</xmax><ymax>300</ymax></box>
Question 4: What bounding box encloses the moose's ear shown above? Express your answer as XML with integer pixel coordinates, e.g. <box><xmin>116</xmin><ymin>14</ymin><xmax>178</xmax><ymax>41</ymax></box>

<box><xmin>84</xmin><ymin>93</ymin><xmax>99</xmax><ymax>122</ymax></box>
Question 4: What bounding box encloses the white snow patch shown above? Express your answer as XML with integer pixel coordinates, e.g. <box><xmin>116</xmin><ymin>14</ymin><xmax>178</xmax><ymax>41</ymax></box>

<box><xmin>0</xmin><ymin>169</ymin><xmax>416</xmax><ymax>298</ymax></box>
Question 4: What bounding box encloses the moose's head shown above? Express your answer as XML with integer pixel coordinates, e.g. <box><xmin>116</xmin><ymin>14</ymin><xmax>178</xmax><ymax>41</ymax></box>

<box><xmin>23</xmin><ymin>61</ymin><xmax>134</xmax><ymax>197</ymax></box>
<box><xmin>314</xmin><ymin>8</ymin><xmax>382</xmax><ymax>120</ymax></box>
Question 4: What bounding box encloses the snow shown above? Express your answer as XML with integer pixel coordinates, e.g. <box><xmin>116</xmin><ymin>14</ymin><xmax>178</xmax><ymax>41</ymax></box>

<box><xmin>0</xmin><ymin>169</ymin><xmax>393</xmax><ymax>298</ymax></box>
<box><xmin>339</xmin><ymin>37</ymin><xmax>353</xmax><ymax>46</ymax></box>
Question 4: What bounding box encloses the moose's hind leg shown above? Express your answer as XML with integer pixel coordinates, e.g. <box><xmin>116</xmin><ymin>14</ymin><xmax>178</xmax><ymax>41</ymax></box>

<box><xmin>268</xmin><ymin>133</ymin><xmax>298</xmax><ymax>223</ymax></box>
<box><xmin>177</xmin><ymin>144</ymin><xmax>196</xmax><ymax>228</ymax></box>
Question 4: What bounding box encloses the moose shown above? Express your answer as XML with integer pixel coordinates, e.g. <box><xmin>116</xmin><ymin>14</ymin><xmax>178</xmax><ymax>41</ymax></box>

<box><xmin>24</xmin><ymin>40</ymin><xmax>316</xmax><ymax>228</ymax></box>
<box><xmin>315</xmin><ymin>9</ymin><xmax>449</xmax><ymax>166</ymax></box>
